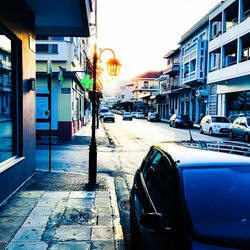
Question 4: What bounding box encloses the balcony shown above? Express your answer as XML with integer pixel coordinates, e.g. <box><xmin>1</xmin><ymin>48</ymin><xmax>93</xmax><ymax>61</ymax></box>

<box><xmin>207</xmin><ymin>59</ymin><xmax>250</xmax><ymax>84</ymax></box>
<box><xmin>209</xmin><ymin>11</ymin><xmax>250</xmax><ymax>52</ymax></box>
<box><xmin>163</xmin><ymin>63</ymin><xmax>180</xmax><ymax>76</ymax></box>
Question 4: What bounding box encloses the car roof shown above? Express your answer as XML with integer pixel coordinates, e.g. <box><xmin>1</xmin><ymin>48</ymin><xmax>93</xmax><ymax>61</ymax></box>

<box><xmin>154</xmin><ymin>141</ymin><xmax>250</xmax><ymax>168</ymax></box>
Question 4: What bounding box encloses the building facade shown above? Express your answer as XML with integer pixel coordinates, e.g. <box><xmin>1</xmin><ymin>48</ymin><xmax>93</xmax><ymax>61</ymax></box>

<box><xmin>131</xmin><ymin>71</ymin><xmax>162</xmax><ymax>114</ymax></box>
<box><xmin>157</xmin><ymin>48</ymin><xmax>181</xmax><ymax>121</ymax></box>
<box><xmin>207</xmin><ymin>0</ymin><xmax>250</xmax><ymax>118</ymax></box>
<box><xmin>36</xmin><ymin>37</ymin><xmax>90</xmax><ymax>141</ymax></box>
<box><xmin>0</xmin><ymin>0</ymin><xmax>93</xmax><ymax>206</ymax></box>
<box><xmin>178</xmin><ymin>16</ymin><xmax>210</xmax><ymax>122</ymax></box>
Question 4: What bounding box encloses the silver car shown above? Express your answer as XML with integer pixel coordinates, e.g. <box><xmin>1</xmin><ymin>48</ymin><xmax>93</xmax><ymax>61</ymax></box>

<box><xmin>229</xmin><ymin>116</ymin><xmax>250</xmax><ymax>142</ymax></box>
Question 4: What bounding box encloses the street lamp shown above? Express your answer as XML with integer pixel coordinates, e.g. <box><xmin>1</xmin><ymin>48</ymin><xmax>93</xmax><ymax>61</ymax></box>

<box><xmin>88</xmin><ymin>44</ymin><xmax>121</xmax><ymax>187</ymax></box>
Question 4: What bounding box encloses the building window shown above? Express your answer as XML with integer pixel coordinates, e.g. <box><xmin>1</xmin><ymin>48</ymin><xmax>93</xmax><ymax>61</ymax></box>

<box><xmin>36</xmin><ymin>44</ymin><xmax>58</xmax><ymax>54</ymax></box>
<box><xmin>0</xmin><ymin>30</ymin><xmax>17</xmax><ymax>164</ymax></box>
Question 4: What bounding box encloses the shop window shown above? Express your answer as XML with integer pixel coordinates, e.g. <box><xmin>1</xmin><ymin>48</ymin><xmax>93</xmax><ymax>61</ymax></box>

<box><xmin>0</xmin><ymin>31</ymin><xmax>17</xmax><ymax>164</ymax></box>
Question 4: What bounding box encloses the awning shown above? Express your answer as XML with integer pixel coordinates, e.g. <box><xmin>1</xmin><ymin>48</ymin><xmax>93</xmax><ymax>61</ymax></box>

<box><xmin>25</xmin><ymin>0</ymin><xmax>93</xmax><ymax>37</ymax></box>
<box><xmin>196</xmin><ymin>89</ymin><xmax>209</xmax><ymax>97</ymax></box>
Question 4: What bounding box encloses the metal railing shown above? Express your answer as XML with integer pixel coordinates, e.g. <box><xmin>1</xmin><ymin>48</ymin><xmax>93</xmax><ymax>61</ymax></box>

<box><xmin>182</xmin><ymin>141</ymin><xmax>250</xmax><ymax>157</ymax></box>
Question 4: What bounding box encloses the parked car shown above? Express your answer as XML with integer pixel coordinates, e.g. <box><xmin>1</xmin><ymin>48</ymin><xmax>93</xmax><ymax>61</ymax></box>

<box><xmin>136</xmin><ymin>112</ymin><xmax>145</xmax><ymax>119</ymax></box>
<box><xmin>169</xmin><ymin>114</ymin><xmax>193</xmax><ymax>128</ymax></box>
<box><xmin>99</xmin><ymin>107</ymin><xmax>109</xmax><ymax>118</ymax></box>
<box><xmin>200</xmin><ymin>115</ymin><xmax>231</xmax><ymax>136</ymax></box>
<box><xmin>122</xmin><ymin>112</ymin><xmax>132</xmax><ymax>121</ymax></box>
<box><xmin>147</xmin><ymin>113</ymin><xmax>160</xmax><ymax>122</ymax></box>
<box><xmin>229</xmin><ymin>116</ymin><xmax>250</xmax><ymax>142</ymax></box>
<box><xmin>228</xmin><ymin>113</ymin><xmax>245</xmax><ymax>123</ymax></box>
<box><xmin>103</xmin><ymin>112</ymin><xmax>115</xmax><ymax>122</ymax></box>
<box><xmin>130</xmin><ymin>141</ymin><xmax>250</xmax><ymax>250</ymax></box>
<box><xmin>131</xmin><ymin>112</ymin><xmax>137</xmax><ymax>118</ymax></box>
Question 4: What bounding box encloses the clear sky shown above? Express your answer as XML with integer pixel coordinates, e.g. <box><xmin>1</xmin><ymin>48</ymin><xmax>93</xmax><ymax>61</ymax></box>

<box><xmin>97</xmin><ymin>0</ymin><xmax>222</xmax><ymax>95</ymax></box>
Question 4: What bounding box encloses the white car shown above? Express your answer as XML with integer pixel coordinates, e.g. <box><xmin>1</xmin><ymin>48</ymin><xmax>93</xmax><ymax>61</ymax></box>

<box><xmin>200</xmin><ymin>115</ymin><xmax>231</xmax><ymax>136</ymax></box>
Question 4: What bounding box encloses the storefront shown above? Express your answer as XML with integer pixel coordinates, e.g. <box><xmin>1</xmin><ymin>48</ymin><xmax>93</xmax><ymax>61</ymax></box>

<box><xmin>0</xmin><ymin>0</ymin><xmax>92</xmax><ymax>206</ymax></box>
<box><xmin>227</xmin><ymin>91</ymin><xmax>250</xmax><ymax>117</ymax></box>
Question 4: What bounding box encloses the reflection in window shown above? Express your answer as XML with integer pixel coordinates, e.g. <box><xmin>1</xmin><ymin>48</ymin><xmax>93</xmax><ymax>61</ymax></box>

<box><xmin>0</xmin><ymin>33</ymin><xmax>13</xmax><ymax>163</ymax></box>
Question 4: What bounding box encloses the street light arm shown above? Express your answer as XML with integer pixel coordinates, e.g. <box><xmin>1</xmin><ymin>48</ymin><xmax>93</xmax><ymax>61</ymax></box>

<box><xmin>99</xmin><ymin>48</ymin><xmax>116</xmax><ymax>61</ymax></box>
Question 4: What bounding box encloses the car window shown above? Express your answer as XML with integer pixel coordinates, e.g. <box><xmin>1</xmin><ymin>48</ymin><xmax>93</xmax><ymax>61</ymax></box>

<box><xmin>211</xmin><ymin>116</ymin><xmax>230</xmax><ymax>123</ymax></box>
<box><xmin>148</xmin><ymin>156</ymin><xmax>177</xmax><ymax>228</ymax></box>
<box><xmin>240</xmin><ymin>118</ymin><xmax>247</xmax><ymax>124</ymax></box>
<box><xmin>142</xmin><ymin>150</ymin><xmax>162</xmax><ymax>181</ymax></box>
<box><xmin>247</xmin><ymin>118</ymin><xmax>250</xmax><ymax>126</ymax></box>
<box><xmin>176</xmin><ymin>115</ymin><xmax>181</xmax><ymax>119</ymax></box>
<box><xmin>181</xmin><ymin>166</ymin><xmax>250</xmax><ymax>242</ymax></box>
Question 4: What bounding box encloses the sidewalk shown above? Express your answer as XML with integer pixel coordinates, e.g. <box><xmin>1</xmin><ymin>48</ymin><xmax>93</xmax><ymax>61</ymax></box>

<box><xmin>0</xmin><ymin>122</ymin><xmax>124</xmax><ymax>250</ymax></box>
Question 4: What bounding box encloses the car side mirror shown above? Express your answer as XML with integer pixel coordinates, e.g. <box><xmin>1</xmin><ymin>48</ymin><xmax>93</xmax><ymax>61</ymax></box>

<box><xmin>140</xmin><ymin>213</ymin><xmax>164</xmax><ymax>231</ymax></box>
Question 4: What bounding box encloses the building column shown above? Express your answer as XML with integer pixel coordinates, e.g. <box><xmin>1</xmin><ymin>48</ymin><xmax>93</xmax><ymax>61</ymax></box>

<box><xmin>221</xmin><ymin>46</ymin><xmax>225</xmax><ymax>68</ymax></box>
<box><xmin>238</xmin><ymin>37</ymin><xmax>242</xmax><ymax>63</ymax></box>
<box><xmin>189</xmin><ymin>99</ymin><xmax>193</xmax><ymax>121</ymax></box>
<box><xmin>218</xmin><ymin>94</ymin><xmax>226</xmax><ymax>116</ymax></box>
<box><xmin>222</xmin><ymin>10</ymin><xmax>226</xmax><ymax>33</ymax></box>
<box><xmin>195</xmin><ymin>98</ymin><xmax>199</xmax><ymax>122</ymax></box>
<box><xmin>238</xmin><ymin>0</ymin><xmax>243</xmax><ymax>23</ymax></box>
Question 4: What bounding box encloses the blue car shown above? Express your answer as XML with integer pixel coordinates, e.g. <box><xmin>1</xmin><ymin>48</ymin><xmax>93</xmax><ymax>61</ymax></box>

<box><xmin>130</xmin><ymin>141</ymin><xmax>250</xmax><ymax>250</ymax></box>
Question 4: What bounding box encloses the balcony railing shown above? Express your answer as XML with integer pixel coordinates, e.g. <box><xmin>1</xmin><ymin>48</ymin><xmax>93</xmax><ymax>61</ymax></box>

<box><xmin>226</xmin><ymin>18</ymin><xmax>238</xmax><ymax>31</ymax></box>
<box><xmin>222</xmin><ymin>59</ymin><xmax>237</xmax><ymax>68</ymax></box>
<box><xmin>243</xmin><ymin>9</ymin><xmax>250</xmax><ymax>21</ymax></box>
<box><xmin>209</xmin><ymin>65</ymin><xmax>221</xmax><ymax>72</ymax></box>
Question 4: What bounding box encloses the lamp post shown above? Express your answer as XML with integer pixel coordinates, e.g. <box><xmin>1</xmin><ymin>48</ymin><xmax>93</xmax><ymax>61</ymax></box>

<box><xmin>88</xmin><ymin>44</ymin><xmax>121</xmax><ymax>187</ymax></box>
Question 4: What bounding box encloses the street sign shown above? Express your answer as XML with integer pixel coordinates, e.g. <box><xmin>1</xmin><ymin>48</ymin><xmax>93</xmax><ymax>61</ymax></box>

<box><xmin>81</xmin><ymin>74</ymin><xmax>93</xmax><ymax>90</ymax></box>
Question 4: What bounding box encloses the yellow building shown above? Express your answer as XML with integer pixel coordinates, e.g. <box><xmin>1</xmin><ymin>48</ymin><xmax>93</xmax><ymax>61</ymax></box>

<box><xmin>36</xmin><ymin>37</ymin><xmax>91</xmax><ymax>141</ymax></box>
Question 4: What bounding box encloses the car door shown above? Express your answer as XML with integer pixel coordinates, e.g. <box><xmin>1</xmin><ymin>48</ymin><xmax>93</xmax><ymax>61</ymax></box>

<box><xmin>140</xmin><ymin>150</ymin><xmax>181</xmax><ymax>250</ymax></box>
<box><xmin>202</xmin><ymin>116</ymin><xmax>209</xmax><ymax>133</ymax></box>
<box><xmin>238</xmin><ymin>117</ymin><xmax>247</xmax><ymax>137</ymax></box>
<box><xmin>231</xmin><ymin>118</ymin><xmax>241</xmax><ymax>136</ymax></box>
<box><xmin>132</xmin><ymin>149</ymin><xmax>162</xmax><ymax>233</ymax></box>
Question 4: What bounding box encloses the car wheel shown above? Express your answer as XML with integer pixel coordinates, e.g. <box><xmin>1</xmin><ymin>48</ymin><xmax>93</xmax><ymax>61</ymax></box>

<box><xmin>245</xmin><ymin>133</ymin><xmax>249</xmax><ymax>142</ymax></box>
<box><xmin>229</xmin><ymin>130</ymin><xmax>234</xmax><ymax>139</ymax></box>
<box><xmin>174</xmin><ymin>122</ymin><xmax>178</xmax><ymax>128</ymax></box>
<box><xmin>169</xmin><ymin>121</ymin><xmax>172</xmax><ymax>127</ymax></box>
<box><xmin>209</xmin><ymin>128</ymin><xmax>213</xmax><ymax>136</ymax></box>
<box><xmin>130</xmin><ymin>198</ymin><xmax>141</xmax><ymax>250</ymax></box>
<box><xmin>200</xmin><ymin>126</ymin><xmax>204</xmax><ymax>134</ymax></box>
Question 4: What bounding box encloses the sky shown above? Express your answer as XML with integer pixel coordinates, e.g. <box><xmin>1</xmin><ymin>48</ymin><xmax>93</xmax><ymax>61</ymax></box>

<box><xmin>96</xmin><ymin>0</ymin><xmax>222</xmax><ymax>95</ymax></box>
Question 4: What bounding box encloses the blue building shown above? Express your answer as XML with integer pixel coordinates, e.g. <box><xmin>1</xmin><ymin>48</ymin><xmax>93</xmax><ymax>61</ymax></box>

<box><xmin>178</xmin><ymin>13</ymin><xmax>211</xmax><ymax>122</ymax></box>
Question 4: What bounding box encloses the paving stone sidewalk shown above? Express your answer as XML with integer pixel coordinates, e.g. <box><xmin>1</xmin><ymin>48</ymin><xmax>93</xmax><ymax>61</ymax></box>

<box><xmin>0</xmin><ymin>171</ymin><xmax>124</xmax><ymax>250</ymax></box>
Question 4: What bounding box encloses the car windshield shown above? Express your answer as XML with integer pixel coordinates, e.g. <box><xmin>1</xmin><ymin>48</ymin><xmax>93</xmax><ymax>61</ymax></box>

<box><xmin>211</xmin><ymin>117</ymin><xmax>230</xmax><ymax>123</ymax></box>
<box><xmin>124</xmin><ymin>112</ymin><xmax>131</xmax><ymax>115</ymax></box>
<box><xmin>181</xmin><ymin>166</ymin><xmax>250</xmax><ymax>244</ymax></box>
<box><xmin>100</xmin><ymin>109</ymin><xmax>109</xmax><ymax>113</ymax></box>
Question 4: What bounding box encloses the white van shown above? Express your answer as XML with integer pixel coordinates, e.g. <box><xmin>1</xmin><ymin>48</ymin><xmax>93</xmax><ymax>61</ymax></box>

<box><xmin>99</xmin><ymin>107</ymin><xmax>109</xmax><ymax>118</ymax></box>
